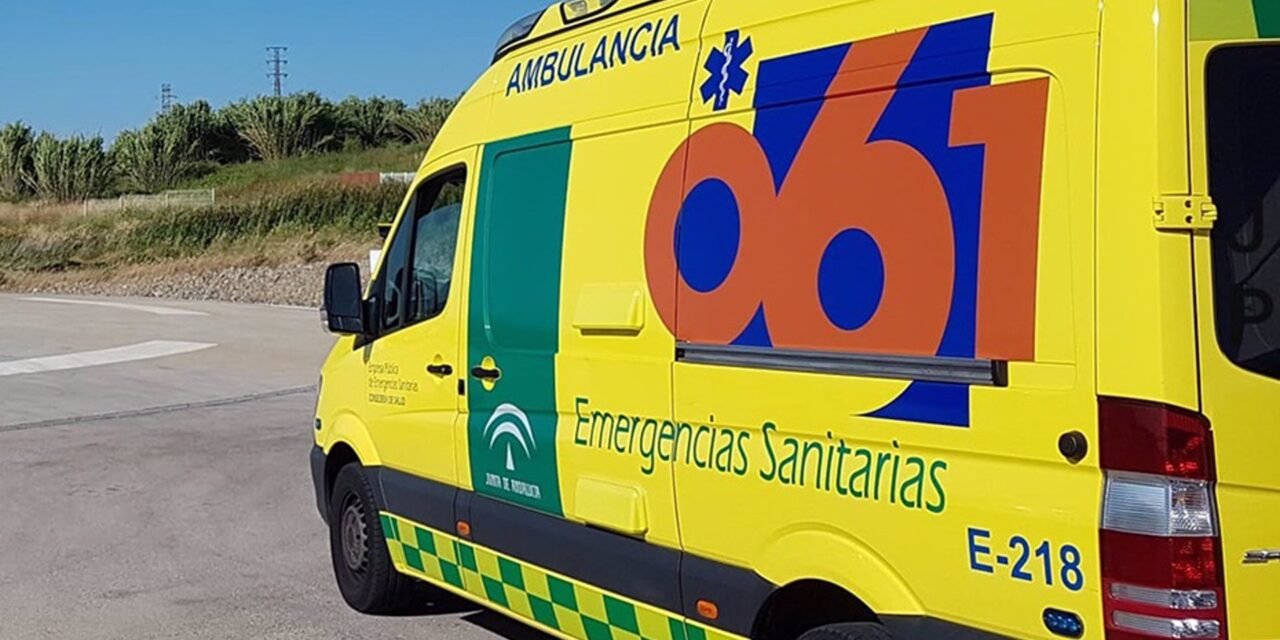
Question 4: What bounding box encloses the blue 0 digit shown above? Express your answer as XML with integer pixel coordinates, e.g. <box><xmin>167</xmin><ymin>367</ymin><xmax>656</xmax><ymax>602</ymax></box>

<box><xmin>1010</xmin><ymin>536</ymin><xmax>1034</xmax><ymax>582</ymax></box>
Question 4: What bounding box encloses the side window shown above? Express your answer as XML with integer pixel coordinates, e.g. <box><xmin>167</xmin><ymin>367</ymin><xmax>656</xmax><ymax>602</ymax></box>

<box><xmin>380</xmin><ymin>205</ymin><xmax>414</xmax><ymax>331</ymax></box>
<box><xmin>378</xmin><ymin>168</ymin><xmax>466</xmax><ymax>335</ymax></box>
<box><xmin>1207</xmin><ymin>47</ymin><xmax>1280</xmax><ymax>380</ymax></box>
<box><xmin>410</xmin><ymin>175</ymin><xmax>464</xmax><ymax>323</ymax></box>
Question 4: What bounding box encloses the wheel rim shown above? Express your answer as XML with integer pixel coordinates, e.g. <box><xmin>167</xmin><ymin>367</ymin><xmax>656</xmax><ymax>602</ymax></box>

<box><xmin>340</xmin><ymin>495</ymin><xmax>369</xmax><ymax>574</ymax></box>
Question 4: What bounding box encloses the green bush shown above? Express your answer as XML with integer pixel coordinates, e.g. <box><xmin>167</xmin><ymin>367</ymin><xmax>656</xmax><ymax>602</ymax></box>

<box><xmin>28</xmin><ymin>133</ymin><xmax>114</xmax><ymax>202</ymax></box>
<box><xmin>4</xmin><ymin>91</ymin><xmax>458</xmax><ymax>204</ymax></box>
<box><xmin>337</xmin><ymin>96</ymin><xmax>408</xmax><ymax>149</ymax></box>
<box><xmin>223</xmin><ymin>92</ymin><xmax>339</xmax><ymax>161</ymax></box>
<box><xmin>111</xmin><ymin>123</ymin><xmax>200</xmax><ymax>193</ymax></box>
<box><xmin>124</xmin><ymin>183</ymin><xmax>401</xmax><ymax>258</ymax></box>
<box><xmin>110</xmin><ymin>99</ymin><xmax>248</xmax><ymax>193</ymax></box>
<box><xmin>395</xmin><ymin>97</ymin><xmax>459</xmax><ymax>146</ymax></box>
<box><xmin>0</xmin><ymin>122</ymin><xmax>34</xmax><ymax>200</ymax></box>
<box><xmin>156</xmin><ymin>100</ymin><xmax>246</xmax><ymax>164</ymax></box>
<box><xmin>176</xmin><ymin>144</ymin><xmax>424</xmax><ymax>198</ymax></box>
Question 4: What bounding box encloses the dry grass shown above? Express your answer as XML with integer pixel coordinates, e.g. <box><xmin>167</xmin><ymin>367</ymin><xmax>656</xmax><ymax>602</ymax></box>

<box><xmin>0</xmin><ymin>183</ymin><xmax>402</xmax><ymax>273</ymax></box>
<box><xmin>0</xmin><ymin>144</ymin><xmax>412</xmax><ymax>302</ymax></box>
<box><xmin>178</xmin><ymin>143</ymin><xmax>423</xmax><ymax>199</ymax></box>
<box><xmin>0</xmin><ymin>200</ymin><xmax>87</xmax><ymax>227</ymax></box>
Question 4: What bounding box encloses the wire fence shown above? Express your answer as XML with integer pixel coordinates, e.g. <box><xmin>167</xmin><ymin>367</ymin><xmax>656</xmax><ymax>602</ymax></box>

<box><xmin>82</xmin><ymin>189</ymin><xmax>217</xmax><ymax>215</ymax></box>
<box><xmin>379</xmin><ymin>172</ymin><xmax>416</xmax><ymax>185</ymax></box>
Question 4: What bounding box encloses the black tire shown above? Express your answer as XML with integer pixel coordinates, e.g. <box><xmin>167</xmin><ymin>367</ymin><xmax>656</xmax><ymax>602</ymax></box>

<box><xmin>797</xmin><ymin>622</ymin><xmax>894</xmax><ymax>640</ymax></box>
<box><xmin>328</xmin><ymin>462</ymin><xmax>423</xmax><ymax>614</ymax></box>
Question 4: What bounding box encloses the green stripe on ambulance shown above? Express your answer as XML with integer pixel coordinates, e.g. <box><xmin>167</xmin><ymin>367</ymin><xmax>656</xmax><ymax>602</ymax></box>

<box><xmin>467</xmin><ymin>128</ymin><xmax>574</xmax><ymax>516</ymax></box>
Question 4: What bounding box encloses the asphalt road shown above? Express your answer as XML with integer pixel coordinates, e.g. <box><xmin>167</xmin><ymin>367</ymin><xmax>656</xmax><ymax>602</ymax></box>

<box><xmin>0</xmin><ymin>294</ymin><xmax>548</xmax><ymax>640</ymax></box>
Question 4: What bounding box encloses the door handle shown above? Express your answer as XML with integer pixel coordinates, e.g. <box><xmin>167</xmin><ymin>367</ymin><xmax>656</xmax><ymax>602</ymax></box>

<box><xmin>470</xmin><ymin>366</ymin><xmax>502</xmax><ymax>381</ymax></box>
<box><xmin>426</xmin><ymin>363</ymin><xmax>453</xmax><ymax>377</ymax></box>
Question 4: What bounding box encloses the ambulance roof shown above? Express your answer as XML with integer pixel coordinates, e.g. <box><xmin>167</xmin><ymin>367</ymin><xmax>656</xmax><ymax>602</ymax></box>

<box><xmin>494</xmin><ymin>0</ymin><xmax>668</xmax><ymax>62</ymax></box>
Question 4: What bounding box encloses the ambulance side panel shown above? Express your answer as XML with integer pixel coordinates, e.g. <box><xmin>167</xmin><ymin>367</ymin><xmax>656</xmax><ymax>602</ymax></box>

<box><xmin>659</xmin><ymin>2</ymin><xmax>1101</xmax><ymax>638</ymax></box>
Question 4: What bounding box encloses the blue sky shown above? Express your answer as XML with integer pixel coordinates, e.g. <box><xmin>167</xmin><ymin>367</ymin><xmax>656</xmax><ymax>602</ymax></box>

<box><xmin>0</xmin><ymin>1</ymin><xmax>550</xmax><ymax>139</ymax></box>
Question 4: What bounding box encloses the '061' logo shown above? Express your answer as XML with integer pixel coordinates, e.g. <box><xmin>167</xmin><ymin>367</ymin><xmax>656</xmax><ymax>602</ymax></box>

<box><xmin>644</xmin><ymin>16</ymin><xmax>1051</xmax><ymax>426</ymax></box>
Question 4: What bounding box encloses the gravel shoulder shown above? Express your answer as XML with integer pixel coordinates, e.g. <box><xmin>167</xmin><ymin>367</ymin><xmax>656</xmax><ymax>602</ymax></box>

<box><xmin>0</xmin><ymin>255</ymin><xmax>370</xmax><ymax>307</ymax></box>
<box><xmin>10</xmin><ymin>262</ymin><xmax>334</xmax><ymax>307</ymax></box>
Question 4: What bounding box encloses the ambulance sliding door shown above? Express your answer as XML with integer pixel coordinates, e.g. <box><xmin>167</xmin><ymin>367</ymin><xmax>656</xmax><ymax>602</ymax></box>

<box><xmin>460</xmin><ymin>0</ymin><xmax>714</xmax><ymax>621</ymax></box>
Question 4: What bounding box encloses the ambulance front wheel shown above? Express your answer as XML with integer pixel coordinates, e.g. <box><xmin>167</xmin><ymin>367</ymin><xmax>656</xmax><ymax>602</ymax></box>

<box><xmin>797</xmin><ymin>622</ymin><xmax>894</xmax><ymax>640</ymax></box>
<box><xmin>329</xmin><ymin>462</ymin><xmax>426</xmax><ymax>614</ymax></box>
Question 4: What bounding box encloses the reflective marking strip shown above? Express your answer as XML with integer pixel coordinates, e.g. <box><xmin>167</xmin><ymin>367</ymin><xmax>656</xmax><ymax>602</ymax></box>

<box><xmin>0</xmin><ymin>341</ymin><xmax>216</xmax><ymax>377</ymax></box>
<box><xmin>381</xmin><ymin>512</ymin><xmax>745</xmax><ymax>640</ymax></box>
<box><xmin>20</xmin><ymin>297</ymin><xmax>209</xmax><ymax>317</ymax></box>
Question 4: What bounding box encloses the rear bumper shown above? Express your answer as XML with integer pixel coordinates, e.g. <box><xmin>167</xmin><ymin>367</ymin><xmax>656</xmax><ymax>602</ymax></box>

<box><xmin>310</xmin><ymin>445</ymin><xmax>327</xmax><ymax>524</ymax></box>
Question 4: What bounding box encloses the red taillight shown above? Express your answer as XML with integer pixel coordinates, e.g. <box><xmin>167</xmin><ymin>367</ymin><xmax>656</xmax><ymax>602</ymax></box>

<box><xmin>1099</xmin><ymin>398</ymin><xmax>1227</xmax><ymax>640</ymax></box>
<box><xmin>1102</xmin><ymin>531</ymin><xmax>1223</xmax><ymax>591</ymax></box>
<box><xmin>1100</xmin><ymin>398</ymin><xmax>1216</xmax><ymax>480</ymax></box>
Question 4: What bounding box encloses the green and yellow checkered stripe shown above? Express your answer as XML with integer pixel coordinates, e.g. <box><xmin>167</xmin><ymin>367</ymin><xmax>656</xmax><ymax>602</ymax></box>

<box><xmin>1191</xmin><ymin>0</ymin><xmax>1280</xmax><ymax>41</ymax></box>
<box><xmin>381</xmin><ymin>512</ymin><xmax>743</xmax><ymax>640</ymax></box>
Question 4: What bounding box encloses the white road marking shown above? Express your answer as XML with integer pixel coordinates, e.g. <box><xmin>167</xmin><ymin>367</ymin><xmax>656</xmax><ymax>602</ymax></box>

<box><xmin>0</xmin><ymin>341</ymin><xmax>216</xmax><ymax>377</ymax></box>
<box><xmin>20</xmin><ymin>297</ymin><xmax>209</xmax><ymax>317</ymax></box>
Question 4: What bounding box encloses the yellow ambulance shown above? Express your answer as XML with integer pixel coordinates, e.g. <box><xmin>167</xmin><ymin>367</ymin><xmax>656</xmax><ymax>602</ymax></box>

<box><xmin>311</xmin><ymin>1</ymin><xmax>1280</xmax><ymax>638</ymax></box>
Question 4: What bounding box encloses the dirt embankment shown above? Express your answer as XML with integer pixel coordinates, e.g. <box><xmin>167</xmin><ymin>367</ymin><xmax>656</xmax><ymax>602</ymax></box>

<box><xmin>0</xmin><ymin>183</ymin><xmax>394</xmax><ymax>306</ymax></box>
<box><xmin>6</xmin><ymin>263</ymin><xmax>328</xmax><ymax>307</ymax></box>
<box><xmin>1</xmin><ymin>247</ymin><xmax>370</xmax><ymax>307</ymax></box>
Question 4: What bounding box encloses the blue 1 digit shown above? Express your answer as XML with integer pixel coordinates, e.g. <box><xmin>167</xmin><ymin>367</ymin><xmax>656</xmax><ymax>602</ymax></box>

<box><xmin>1035</xmin><ymin>540</ymin><xmax>1053</xmax><ymax>586</ymax></box>
<box><xmin>1010</xmin><ymin>536</ymin><xmax>1034</xmax><ymax>582</ymax></box>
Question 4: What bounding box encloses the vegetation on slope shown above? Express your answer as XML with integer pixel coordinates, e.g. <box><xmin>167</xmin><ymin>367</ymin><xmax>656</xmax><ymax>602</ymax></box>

<box><xmin>0</xmin><ymin>93</ymin><xmax>456</xmax><ymax>202</ymax></box>
<box><xmin>0</xmin><ymin>92</ymin><xmax>453</xmax><ymax>299</ymax></box>
<box><xmin>178</xmin><ymin>143</ymin><xmax>423</xmax><ymax>199</ymax></box>
<box><xmin>0</xmin><ymin>183</ymin><xmax>405</xmax><ymax>274</ymax></box>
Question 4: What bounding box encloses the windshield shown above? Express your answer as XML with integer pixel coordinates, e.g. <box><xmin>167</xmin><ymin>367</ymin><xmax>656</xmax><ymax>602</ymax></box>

<box><xmin>1206</xmin><ymin>45</ymin><xmax>1280</xmax><ymax>380</ymax></box>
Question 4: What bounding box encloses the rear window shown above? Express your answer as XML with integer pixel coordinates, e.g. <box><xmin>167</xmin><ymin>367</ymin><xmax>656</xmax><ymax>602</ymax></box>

<box><xmin>1206</xmin><ymin>45</ymin><xmax>1280</xmax><ymax>380</ymax></box>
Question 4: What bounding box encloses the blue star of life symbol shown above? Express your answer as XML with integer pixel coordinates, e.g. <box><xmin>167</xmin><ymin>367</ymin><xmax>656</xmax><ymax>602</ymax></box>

<box><xmin>700</xmin><ymin>30</ymin><xmax>753</xmax><ymax>111</ymax></box>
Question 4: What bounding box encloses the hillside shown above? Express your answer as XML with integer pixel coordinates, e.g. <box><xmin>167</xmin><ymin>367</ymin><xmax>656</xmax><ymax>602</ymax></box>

<box><xmin>177</xmin><ymin>143</ymin><xmax>424</xmax><ymax>198</ymax></box>
<box><xmin>0</xmin><ymin>145</ymin><xmax>426</xmax><ymax>305</ymax></box>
